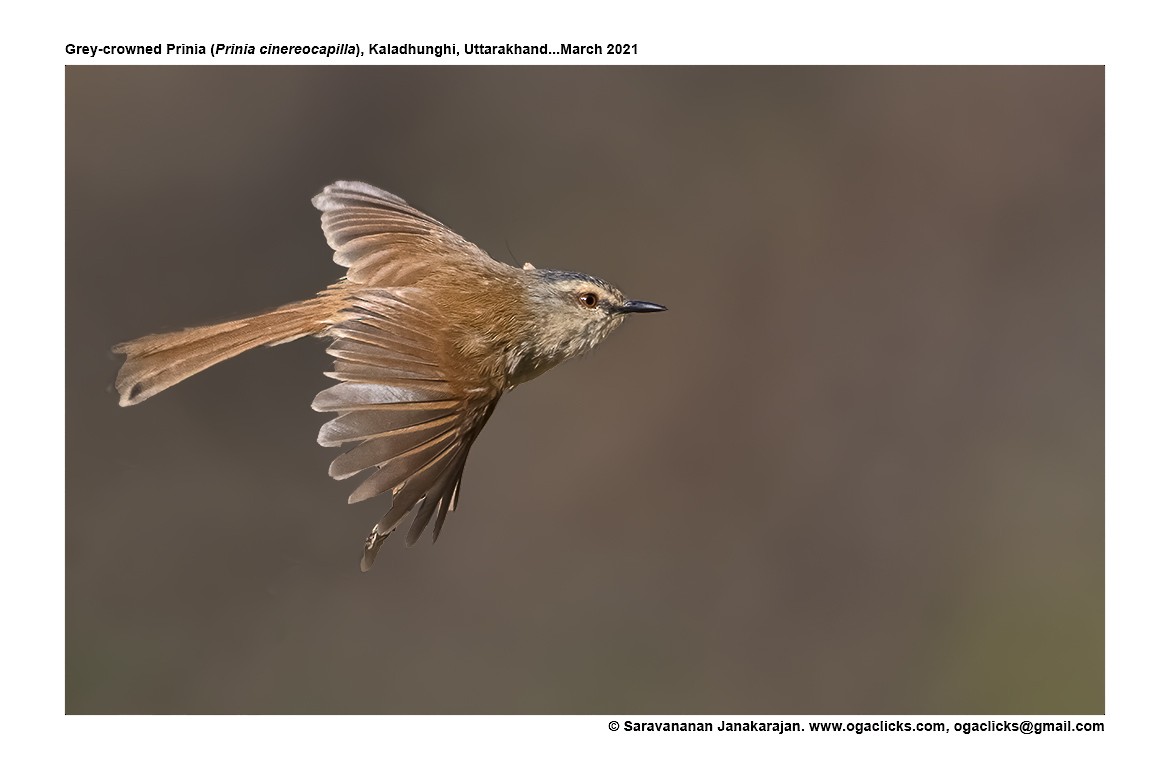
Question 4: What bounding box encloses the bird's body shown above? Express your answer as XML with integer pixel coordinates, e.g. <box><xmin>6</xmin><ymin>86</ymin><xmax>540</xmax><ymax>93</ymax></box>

<box><xmin>113</xmin><ymin>181</ymin><xmax>664</xmax><ymax>569</ymax></box>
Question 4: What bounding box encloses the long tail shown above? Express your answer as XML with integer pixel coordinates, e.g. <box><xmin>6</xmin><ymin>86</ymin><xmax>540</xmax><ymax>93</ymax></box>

<box><xmin>113</xmin><ymin>291</ymin><xmax>345</xmax><ymax>407</ymax></box>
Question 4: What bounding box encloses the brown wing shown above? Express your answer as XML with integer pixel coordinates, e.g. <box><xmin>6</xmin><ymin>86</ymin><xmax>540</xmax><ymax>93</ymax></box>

<box><xmin>311</xmin><ymin>288</ymin><xmax>500</xmax><ymax>570</ymax></box>
<box><xmin>312</xmin><ymin>180</ymin><xmax>500</xmax><ymax>287</ymax></box>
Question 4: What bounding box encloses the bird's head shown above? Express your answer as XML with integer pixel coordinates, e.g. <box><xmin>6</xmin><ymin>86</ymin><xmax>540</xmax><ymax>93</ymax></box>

<box><xmin>514</xmin><ymin>268</ymin><xmax>666</xmax><ymax>376</ymax></box>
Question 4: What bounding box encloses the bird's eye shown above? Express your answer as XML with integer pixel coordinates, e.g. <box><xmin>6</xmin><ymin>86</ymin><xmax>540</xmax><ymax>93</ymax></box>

<box><xmin>578</xmin><ymin>292</ymin><xmax>599</xmax><ymax>308</ymax></box>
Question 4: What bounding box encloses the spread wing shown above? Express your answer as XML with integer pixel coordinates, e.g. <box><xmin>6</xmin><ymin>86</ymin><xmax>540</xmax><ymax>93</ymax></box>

<box><xmin>312</xmin><ymin>180</ymin><xmax>500</xmax><ymax>287</ymax></box>
<box><xmin>312</xmin><ymin>289</ymin><xmax>500</xmax><ymax>571</ymax></box>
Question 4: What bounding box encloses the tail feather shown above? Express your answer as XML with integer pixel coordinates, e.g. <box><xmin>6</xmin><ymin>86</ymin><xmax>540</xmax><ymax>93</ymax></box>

<box><xmin>113</xmin><ymin>296</ymin><xmax>340</xmax><ymax>407</ymax></box>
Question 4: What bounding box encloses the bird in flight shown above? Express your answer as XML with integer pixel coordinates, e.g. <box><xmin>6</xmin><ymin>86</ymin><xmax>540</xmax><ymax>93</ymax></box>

<box><xmin>113</xmin><ymin>181</ymin><xmax>666</xmax><ymax>569</ymax></box>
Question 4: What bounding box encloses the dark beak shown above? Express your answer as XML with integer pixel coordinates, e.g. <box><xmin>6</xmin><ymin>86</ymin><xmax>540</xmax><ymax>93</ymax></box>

<box><xmin>617</xmin><ymin>300</ymin><xmax>668</xmax><ymax>314</ymax></box>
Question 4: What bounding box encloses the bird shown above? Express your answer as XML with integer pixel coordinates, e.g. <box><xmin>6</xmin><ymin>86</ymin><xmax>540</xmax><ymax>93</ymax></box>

<box><xmin>112</xmin><ymin>180</ymin><xmax>666</xmax><ymax>570</ymax></box>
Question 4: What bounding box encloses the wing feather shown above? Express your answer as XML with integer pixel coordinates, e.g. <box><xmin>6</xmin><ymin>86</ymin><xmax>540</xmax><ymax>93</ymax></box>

<box><xmin>407</xmin><ymin>463</ymin><xmax>462</xmax><ymax>546</ymax></box>
<box><xmin>312</xmin><ymin>181</ymin><xmax>499</xmax><ymax>286</ymax></box>
<box><xmin>314</xmin><ymin>288</ymin><xmax>501</xmax><ymax>569</ymax></box>
<box><xmin>326</xmin><ymin>419</ymin><xmax>459</xmax><ymax>480</ymax></box>
<box><xmin>346</xmin><ymin>429</ymin><xmax>461</xmax><ymax>504</ymax></box>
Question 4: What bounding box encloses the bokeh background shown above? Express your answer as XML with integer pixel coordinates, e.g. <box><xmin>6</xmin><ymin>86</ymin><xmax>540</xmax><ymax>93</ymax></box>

<box><xmin>66</xmin><ymin>67</ymin><xmax>1103</xmax><ymax>714</ymax></box>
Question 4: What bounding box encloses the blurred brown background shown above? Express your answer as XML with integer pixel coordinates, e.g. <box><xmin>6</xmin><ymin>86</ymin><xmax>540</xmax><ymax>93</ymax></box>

<box><xmin>66</xmin><ymin>66</ymin><xmax>1103</xmax><ymax>714</ymax></box>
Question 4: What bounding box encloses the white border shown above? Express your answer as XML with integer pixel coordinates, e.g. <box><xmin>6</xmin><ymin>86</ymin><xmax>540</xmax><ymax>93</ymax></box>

<box><xmin>9</xmin><ymin>0</ymin><xmax>1158</xmax><ymax>776</ymax></box>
